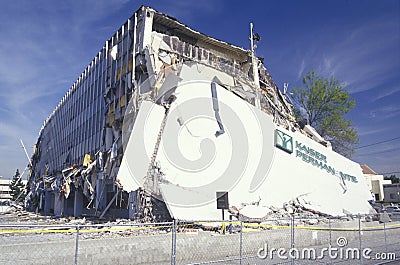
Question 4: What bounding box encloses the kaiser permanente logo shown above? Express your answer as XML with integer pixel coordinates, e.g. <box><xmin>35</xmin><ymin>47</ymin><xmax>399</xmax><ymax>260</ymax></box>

<box><xmin>274</xmin><ymin>129</ymin><xmax>358</xmax><ymax>183</ymax></box>
<box><xmin>275</xmin><ymin>129</ymin><xmax>293</xmax><ymax>153</ymax></box>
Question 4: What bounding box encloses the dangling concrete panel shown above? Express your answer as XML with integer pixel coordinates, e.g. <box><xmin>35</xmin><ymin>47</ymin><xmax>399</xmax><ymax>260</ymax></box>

<box><xmin>117</xmin><ymin>101</ymin><xmax>165</xmax><ymax>192</ymax></box>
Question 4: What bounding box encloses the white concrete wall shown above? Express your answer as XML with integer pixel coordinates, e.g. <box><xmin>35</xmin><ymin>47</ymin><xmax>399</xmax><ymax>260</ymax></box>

<box><xmin>364</xmin><ymin>174</ymin><xmax>391</xmax><ymax>201</ymax></box>
<box><xmin>154</xmin><ymin>79</ymin><xmax>373</xmax><ymax>219</ymax></box>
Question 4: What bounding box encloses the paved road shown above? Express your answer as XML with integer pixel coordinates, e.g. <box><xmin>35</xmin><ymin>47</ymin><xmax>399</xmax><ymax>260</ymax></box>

<box><xmin>0</xmin><ymin>222</ymin><xmax>399</xmax><ymax>265</ymax></box>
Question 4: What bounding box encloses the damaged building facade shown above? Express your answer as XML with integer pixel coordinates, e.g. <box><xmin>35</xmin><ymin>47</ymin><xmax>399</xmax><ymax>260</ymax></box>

<box><xmin>26</xmin><ymin>6</ymin><xmax>374</xmax><ymax>221</ymax></box>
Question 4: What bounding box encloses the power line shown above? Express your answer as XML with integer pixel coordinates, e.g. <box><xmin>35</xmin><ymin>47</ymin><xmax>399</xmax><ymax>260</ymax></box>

<box><xmin>382</xmin><ymin>171</ymin><xmax>400</xmax><ymax>175</ymax></box>
<box><xmin>356</xmin><ymin>136</ymin><xmax>400</xmax><ymax>149</ymax></box>
<box><xmin>355</xmin><ymin>147</ymin><xmax>398</xmax><ymax>157</ymax></box>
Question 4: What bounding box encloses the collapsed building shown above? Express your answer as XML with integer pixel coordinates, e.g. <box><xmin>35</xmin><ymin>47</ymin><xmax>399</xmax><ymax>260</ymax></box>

<box><xmin>26</xmin><ymin>6</ymin><xmax>374</xmax><ymax>221</ymax></box>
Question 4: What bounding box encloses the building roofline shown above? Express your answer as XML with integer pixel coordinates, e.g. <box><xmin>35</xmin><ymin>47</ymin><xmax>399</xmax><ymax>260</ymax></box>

<box><xmin>361</xmin><ymin>164</ymin><xmax>378</xmax><ymax>175</ymax></box>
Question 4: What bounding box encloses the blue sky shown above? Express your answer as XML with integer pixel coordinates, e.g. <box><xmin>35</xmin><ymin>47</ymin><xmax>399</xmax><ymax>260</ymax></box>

<box><xmin>0</xmin><ymin>0</ymin><xmax>399</xmax><ymax>179</ymax></box>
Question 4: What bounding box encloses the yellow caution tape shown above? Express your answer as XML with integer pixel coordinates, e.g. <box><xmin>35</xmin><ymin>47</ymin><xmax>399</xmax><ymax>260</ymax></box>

<box><xmin>1</xmin><ymin>222</ymin><xmax>399</xmax><ymax>234</ymax></box>
<box><xmin>0</xmin><ymin>225</ymin><xmax>171</xmax><ymax>234</ymax></box>
<box><xmin>186</xmin><ymin>221</ymin><xmax>400</xmax><ymax>232</ymax></box>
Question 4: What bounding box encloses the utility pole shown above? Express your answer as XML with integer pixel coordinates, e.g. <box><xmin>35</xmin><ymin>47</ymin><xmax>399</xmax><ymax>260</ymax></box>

<box><xmin>20</xmin><ymin>139</ymin><xmax>32</xmax><ymax>168</ymax></box>
<box><xmin>250</xmin><ymin>23</ymin><xmax>261</xmax><ymax>110</ymax></box>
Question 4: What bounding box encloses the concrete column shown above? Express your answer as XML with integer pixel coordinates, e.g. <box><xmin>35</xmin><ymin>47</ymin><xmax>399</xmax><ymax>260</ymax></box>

<box><xmin>74</xmin><ymin>189</ymin><xmax>83</xmax><ymax>217</ymax></box>
<box><xmin>43</xmin><ymin>191</ymin><xmax>50</xmax><ymax>214</ymax></box>
<box><xmin>96</xmin><ymin>172</ymin><xmax>107</xmax><ymax>212</ymax></box>
<box><xmin>128</xmin><ymin>190</ymin><xmax>137</xmax><ymax>220</ymax></box>
<box><xmin>54</xmin><ymin>193</ymin><xmax>64</xmax><ymax>216</ymax></box>
<box><xmin>38</xmin><ymin>193</ymin><xmax>44</xmax><ymax>211</ymax></box>
<box><xmin>43</xmin><ymin>191</ymin><xmax>54</xmax><ymax>215</ymax></box>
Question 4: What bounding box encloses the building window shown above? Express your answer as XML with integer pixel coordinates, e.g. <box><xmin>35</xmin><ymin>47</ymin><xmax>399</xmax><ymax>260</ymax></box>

<box><xmin>389</xmin><ymin>193</ymin><xmax>396</xmax><ymax>200</ymax></box>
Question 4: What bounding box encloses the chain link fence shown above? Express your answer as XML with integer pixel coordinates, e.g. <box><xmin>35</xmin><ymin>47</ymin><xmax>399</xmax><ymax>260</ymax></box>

<box><xmin>1</xmin><ymin>214</ymin><xmax>399</xmax><ymax>264</ymax></box>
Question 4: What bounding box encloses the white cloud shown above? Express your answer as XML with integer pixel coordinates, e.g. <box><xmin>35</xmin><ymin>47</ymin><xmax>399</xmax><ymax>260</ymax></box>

<box><xmin>369</xmin><ymin>105</ymin><xmax>400</xmax><ymax>119</ymax></box>
<box><xmin>372</xmin><ymin>85</ymin><xmax>400</xmax><ymax>102</ymax></box>
<box><xmin>292</xmin><ymin>17</ymin><xmax>399</xmax><ymax>95</ymax></box>
<box><xmin>297</xmin><ymin>59</ymin><xmax>306</xmax><ymax>79</ymax></box>
<box><xmin>354</xmin><ymin>126</ymin><xmax>387</xmax><ymax>137</ymax></box>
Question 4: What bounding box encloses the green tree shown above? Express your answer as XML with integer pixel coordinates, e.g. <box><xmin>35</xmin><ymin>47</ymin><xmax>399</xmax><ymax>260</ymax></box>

<box><xmin>9</xmin><ymin>169</ymin><xmax>25</xmax><ymax>202</ymax></box>
<box><xmin>292</xmin><ymin>70</ymin><xmax>358</xmax><ymax>157</ymax></box>
<box><xmin>384</xmin><ymin>175</ymin><xmax>399</xmax><ymax>184</ymax></box>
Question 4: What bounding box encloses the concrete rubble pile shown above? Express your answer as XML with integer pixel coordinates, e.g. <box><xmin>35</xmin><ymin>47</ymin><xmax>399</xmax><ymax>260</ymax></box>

<box><xmin>229</xmin><ymin>196</ymin><xmax>354</xmax><ymax>226</ymax></box>
<box><xmin>0</xmin><ymin>205</ymin><xmax>170</xmax><ymax>241</ymax></box>
<box><xmin>25</xmin><ymin>154</ymin><xmax>115</xmax><ymax>217</ymax></box>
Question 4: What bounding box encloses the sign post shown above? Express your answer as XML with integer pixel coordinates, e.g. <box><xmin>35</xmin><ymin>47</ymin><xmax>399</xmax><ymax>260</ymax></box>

<box><xmin>216</xmin><ymin>192</ymin><xmax>229</xmax><ymax>234</ymax></box>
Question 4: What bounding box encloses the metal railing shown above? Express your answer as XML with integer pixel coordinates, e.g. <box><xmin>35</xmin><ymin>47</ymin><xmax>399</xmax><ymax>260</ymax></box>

<box><xmin>0</xmin><ymin>214</ymin><xmax>399</xmax><ymax>265</ymax></box>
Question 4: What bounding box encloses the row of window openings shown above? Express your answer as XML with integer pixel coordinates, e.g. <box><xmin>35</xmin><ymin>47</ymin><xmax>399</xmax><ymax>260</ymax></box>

<box><xmin>39</xmin><ymin>38</ymin><xmax>133</xmax><ymax>154</ymax></box>
<box><xmin>69</xmin><ymin>48</ymin><xmax>131</xmax><ymax>102</ymax></box>
<box><xmin>49</xmin><ymin>110</ymin><xmax>103</xmax><ymax>141</ymax></box>
<box><xmin>53</xmin><ymin>97</ymin><xmax>104</xmax><ymax>131</ymax></box>
<box><xmin>48</xmin><ymin>69</ymin><xmax>131</xmax><ymax>142</ymax></box>
<box><xmin>44</xmin><ymin>132</ymin><xmax>102</xmax><ymax>170</ymax></box>
<box><xmin>55</xmin><ymin>29</ymin><xmax>134</xmax><ymax>122</ymax></box>
<box><xmin>42</xmin><ymin>115</ymin><xmax>103</xmax><ymax>159</ymax></box>
<box><xmin>54</xmin><ymin>116</ymin><xmax>103</xmax><ymax>150</ymax></box>
<box><xmin>59</xmin><ymin>93</ymin><xmax>104</xmax><ymax>121</ymax></box>
<box><xmin>42</xmin><ymin>106</ymin><xmax>104</xmax><ymax>146</ymax></box>
<box><xmin>37</xmin><ymin>43</ymin><xmax>132</xmax><ymax>170</ymax></box>
<box><xmin>58</xmin><ymin>67</ymin><xmax>132</xmax><ymax>122</ymax></box>
<box><xmin>58</xmin><ymin>72</ymin><xmax>130</xmax><ymax>125</ymax></box>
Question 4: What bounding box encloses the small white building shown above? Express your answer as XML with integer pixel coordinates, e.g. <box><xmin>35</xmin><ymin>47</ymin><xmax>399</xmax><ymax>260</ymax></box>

<box><xmin>383</xmin><ymin>183</ymin><xmax>400</xmax><ymax>203</ymax></box>
<box><xmin>361</xmin><ymin>164</ymin><xmax>391</xmax><ymax>201</ymax></box>
<box><xmin>0</xmin><ymin>179</ymin><xmax>12</xmax><ymax>201</ymax></box>
<box><xmin>0</xmin><ymin>179</ymin><xmax>27</xmax><ymax>201</ymax></box>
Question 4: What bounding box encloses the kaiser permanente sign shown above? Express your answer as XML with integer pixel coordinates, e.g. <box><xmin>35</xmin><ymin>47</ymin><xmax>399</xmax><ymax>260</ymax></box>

<box><xmin>275</xmin><ymin>129</ymin><xmax>358</xmax><ymax>183</ymax></box>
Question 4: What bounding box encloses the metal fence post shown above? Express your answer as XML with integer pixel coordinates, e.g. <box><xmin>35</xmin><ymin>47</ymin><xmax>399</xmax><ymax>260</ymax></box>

<box><xmin>358</xmin><ymin>214</ymin><xmax>363</xmax><ymax>265</ymax></box>
<box><xmin>239</xmin><ymin>221</ymin><xmax>243</xmax><ymax>265</ymax></box>
<box><xmin>74</xmin><ymin>225</ymin><xmax>79</xmax><ymax>265</ymax></box>
<box><xmin>328</xmin><ymin>216</ymin><xmax>332</xmax><ymax>246</ymax></box>
<box><xmin>291</xmin><ymin>216</ymin><xmax>295</xmax><ymax>265</ymax></box>
<box><xmin>383</xmin><ymin>220</ymin><xmax>387</xmax><ymax>253</ymax></box>
<box><xmin>171</xmin><ymin>220</ymin><xmax>176</xmax><ymax>265</ymax></box>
